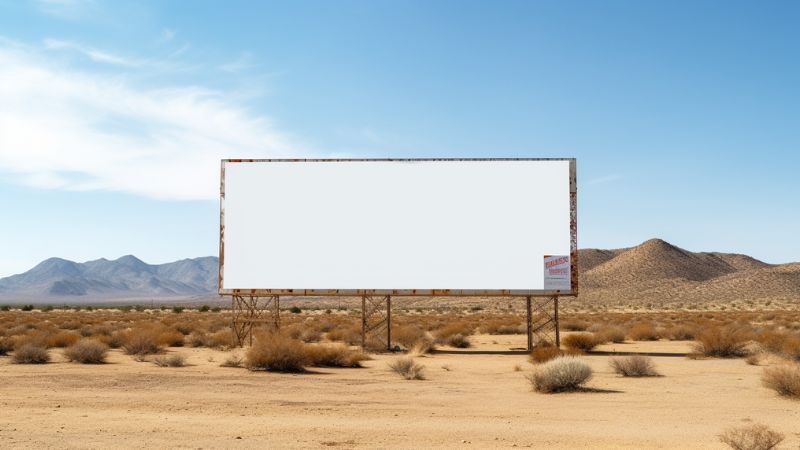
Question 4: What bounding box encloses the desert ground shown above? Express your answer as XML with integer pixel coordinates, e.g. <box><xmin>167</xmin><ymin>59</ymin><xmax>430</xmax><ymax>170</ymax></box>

<box><xmin>1</xmin><ymin>308</ymin><xmax>799</xmax><ymax>449</ymax></box>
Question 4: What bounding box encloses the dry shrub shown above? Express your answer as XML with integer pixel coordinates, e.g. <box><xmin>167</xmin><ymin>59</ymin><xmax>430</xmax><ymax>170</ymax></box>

<box><xmin>745</xmin><ymin>353</ymin><xmax>762</xmax><ymax>366</ymax></box>
<box><xmin>560</xmin><ymin>319</ymin><xmax>589</xmax><ymax>332</ymax></box>
<box><xmin>172</xmin><ymin>322</ymin><xmax>195</xmax><ymax>335</ymax></box>
<box><xmin>529</xmin><ymin>344</ymin><xmax>563</xmax><ymax>364</ymax></box>
<box><xmin>610</xmin><ymin>355</ymin><xmax>660</xmax><ymax>377</ymax></box>
<box><xmin>102</xmin><ymin>330</ymin><xmax>126</xmax><ymax>349</ymax></box>
<box><xmin>158</xmin><ymin>329</ymin><xmax>185</xmax><ymax>347</ymax></box>
<box><xmin>665</xmin><ymin>324</ymin><xmax>697</xmax><ymax>341</ymax></box>
<box><xmin>762</xmin><ymin>364</ymin><xmax>800</xmax><ymax>399</ymax></box>
<box><xmin>718</xmin><ymin>423</ymin><xmax>784</xmax><ymax>450</ymax></box>
<box><xmin>12</xmin><ymin>344</ymin><xmax>50</xmax><ymax>364</ymax></box>
<box><xmin>482</xmin><ymin>319</ymin><xmax>524</xmax><ymax>335</ymax></box>
<box><xmin>188</xmin><ymin>332</ymin><xmax>212</xmax><ymax>348</ymax></box>
<box><xmin>628</xmin><ymin>323</ymin><xmax>660</xmax><ymax>341</ymax></box>
<box><xmin>306</xmin><ymin>344</ymin><xmax>370</xmax><ymax>368</ymax></box>
<box><xmin>0</xmin><ymin>337</ymin><xmax>13</xmax><ymax>356</ymax></box>
<box><xmin>595</xmin><ymin>327</ymin><xmax>626</xmax><ymax>344</ymax></box>
<box><xmin>780</xmin><ymin>335</ymin><xmax>800</xmax><ymax>361</ymax></box>
<box><xmin>209</xmin><ymin>329</ymin><xmax>234</xmax><ymax>349</ymax></box>
<box><xmin>388</xmin><ymin>356</ymin><xmax>425</xmax><ymax>380</ymax></box>
<box><xmin>122</xmin><ymin>328</ymin><xmax>163</xmax><ymax>356</ymax></box>
<box><xmin>326</xmin><ymin>326</ymin><xmax>362</xmax><ymax>346</ymax></box>
<box><xmin>64</xmin><ymin>339</ymin><xmax>108</xmax><ymax>364</ymax></box>
<box><xmin>153</xmin><ymin>354</ymin><xmax>187</xmax><ymax>367</ymax></box>
<box><xmin>408</xmin><ymin>338</ymin><xmax>436</xmax><ymax>355</ymax></box>
<box><xmin>245</xmin><ymin>333</ymin><xmax>309</xmax><ymax>372</ymax></box>
<box><xmin>47</xmin><ymin>330</ymin><xmax>80</xmax><ymax>348</ymax></box>
<box><xmin>434</xmin><ymin>322</ymin><xmax>473</xmax><ymax>347</ymax></box>
<box><xmin>393</xmin><ymin>325</ymin><xmax>428</xmax><ymax>349</ymax></box>
<box><xmin>527</xmin><ymin>356</ymin><xmax>592</xmax><ymax>393</ymax></box>
<box><xmin>693</xmin><ymin>325</ymin><xmax>750</xmax><ymax>358</ymax></box>
<box><xmin>562</xmin><ymin>333</ymin><xmax>599</xmax><ymax>352</ymax></box>
<box><xmin>59</xmin><ymin>320</ymin><xmax>81</xmax><ymax>330</ymax></box>
<box><xmin>220</xmin><ymin>353</ymin><xmax>244</xmax><ymax>368</ymax></box>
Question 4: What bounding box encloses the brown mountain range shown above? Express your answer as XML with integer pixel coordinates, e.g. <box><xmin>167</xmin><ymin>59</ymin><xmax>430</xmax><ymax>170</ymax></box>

<box><xmin>577</xmin><ymin>238</ymin><xmax>800</xmax><ymax>308</ymax></box>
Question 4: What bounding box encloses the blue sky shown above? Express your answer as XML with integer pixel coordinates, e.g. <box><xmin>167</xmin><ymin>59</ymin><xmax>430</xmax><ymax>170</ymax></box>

<box><xmin>0</xmin><ymin>0</ymin><xmax>798</xmax><ymax>276</ymax></box>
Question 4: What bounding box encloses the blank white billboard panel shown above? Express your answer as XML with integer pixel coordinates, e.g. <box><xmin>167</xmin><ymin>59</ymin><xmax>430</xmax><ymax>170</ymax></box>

<box><xmin>220</xmin><ymin>159</ymin><xmax>576</xmax><ymax>296</ymax></box>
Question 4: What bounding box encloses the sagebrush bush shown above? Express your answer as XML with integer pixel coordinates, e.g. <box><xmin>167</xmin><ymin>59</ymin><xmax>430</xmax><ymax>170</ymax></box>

<box><xmin>529</xmin><ymin>345</ymin><xmax>563</xmax><ymax>364</ymax></box>
<box><xmin>762</xmin><ymin>364</ymin><xmax>800</xmax><ymax>399</ymax></box>
<box><xmin>609</xmin><ymin>355</ymin><xmax>660</xmax><ymax>377</ymax></box>
<box><xmin>718</xmin><ymin>423</ymin><xmax>784</xmax><ymax>450</ymax></box>
<box><xmin>306</xmin><ymin>344</ymin><xmax>370</xmax><ymax>368</ymax></box>
<box><xmin>12</xmin><ymin>344</ymin><xmax>50</xmax><ymax>364</ymax></box>
<box><xmin>628</xmin><ymin>323</ymin><xmax>660</xmax><ymax>341</ymax></box>
<box><xmin>0</xmin><ymin>337</ymin><xmax>13</xmax><ymax>356</ymax></box>
<box><xmin>245</xmin><ymin>333</ymin><xmax>309</xmax><ymax>372</ymax></box>
<box><xmin>64</xmin><ymin>339</ymin><xmax>108</xmax><ymax>364</ymax></box>
<box><xmin>122</xmin><ymin>329</ymin><xmax>163</xmax><ymax>356</ymax></box>
<box><xmin>153</xmin><ymin>354</ymin><xmax>186</xmax><ymax>367</ymax></box>
<box><xmin>595</xmin><ymin>327</ymin><xmax>626</xmax><ymax>344</ymax></box>
<box><xmin>220</xmin><ymin>353</ymin><xmax>244</xmax><ymax>368</ymax></box>
<box><xmin>388</xmin><ymin>356</ymin><xmax>425</xmax><ymax>380</ymax></box>
<box><xmin>693</xmin><ymin>325</ymin><xmax>750</xmax><ymax>358</ymax></box>
<box><xmin>527</xmin><ymin>356</ymin><xmax>592</xmax><ymax>393</ymax></box>
<box><xmin>562</xmin><ymin>333</ymin><xmax>599</xmax><ymax>352</ymax></box>
<box><xmin>47</xmin><ymin>330</ymin><xmax>80</xmax><ymax>348</ymax></box>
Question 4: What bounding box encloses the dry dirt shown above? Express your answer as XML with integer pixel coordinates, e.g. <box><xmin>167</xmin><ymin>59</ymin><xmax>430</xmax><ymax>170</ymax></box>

<box><xmin>1</xmin><ymin>334</ymin><xmax>798</xmax><ymax>449</ymax></box>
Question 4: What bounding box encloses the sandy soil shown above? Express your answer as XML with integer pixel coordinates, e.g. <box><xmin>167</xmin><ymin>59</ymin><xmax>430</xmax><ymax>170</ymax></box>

<box><xmin>1</xmin><ymin>335</ymin><xmax>798</xmax><ymax>449</ymax></box>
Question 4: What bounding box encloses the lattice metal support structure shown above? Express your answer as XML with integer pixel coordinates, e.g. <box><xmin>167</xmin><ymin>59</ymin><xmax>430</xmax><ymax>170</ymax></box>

<box><xmin>526</xmin><ymin>296</ymin><xmax>560</xmax><ymax>351</ymax></box>
<box><xmin>232</xmin><ymin>294</ymin><xmax>281</xmax><ymax>347</ymax></box>
<box><xmin>361</xmin><ymin>295</ymin><xmax>392</xmax><ymax>351</ymax></box>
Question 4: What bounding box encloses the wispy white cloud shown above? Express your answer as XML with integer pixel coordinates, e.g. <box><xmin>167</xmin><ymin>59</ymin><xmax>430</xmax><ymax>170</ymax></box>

<box><xmin>44</xmin><ymin>38</ymin><xmax>142</xmax><ymax>67</ymax></box>
<box><xmin>34</xmin><ymin>0</ymin><xmax>96</xmax><ymax>20</ymax></box>
<box><xmin>219</xmin><ymin>51</ymin><xmax>258</xmax><ymax>73</ymax></box>
<box><xmin>585</xmin><ymin>174</ymin><xmax>622</xmax><ymax>185</ymax></box>
<box><xmin>0</xmin><ymin>39</ymin><xmax>312</xmax><ymax>200</ymax></box>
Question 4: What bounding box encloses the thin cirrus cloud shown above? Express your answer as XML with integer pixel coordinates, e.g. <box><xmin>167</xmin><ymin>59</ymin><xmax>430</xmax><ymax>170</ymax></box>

<box><xmin>0</xmin><ymin>38</ymin><xmax>311</xmax><ymax>201</ymax></box>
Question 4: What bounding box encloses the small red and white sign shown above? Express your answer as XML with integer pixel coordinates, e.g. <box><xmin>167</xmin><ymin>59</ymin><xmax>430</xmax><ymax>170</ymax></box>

<box><xmin>543</xmin><ymin>255</ymin><xmax>571</xmax><ymax>291</ymax></box>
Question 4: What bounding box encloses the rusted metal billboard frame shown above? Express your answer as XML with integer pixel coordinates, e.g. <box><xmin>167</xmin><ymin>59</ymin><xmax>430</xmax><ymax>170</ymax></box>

<box><xmin>218</xmin><ymin>157</ymin><xmax>578</xmax><ymax>298</ymax></box>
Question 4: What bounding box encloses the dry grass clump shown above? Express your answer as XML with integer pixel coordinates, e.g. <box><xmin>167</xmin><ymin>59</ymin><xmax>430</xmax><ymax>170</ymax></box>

<box><xmin>393</xmin><ymin>325</ymin><xmax>429</xmax><ymax>350</ymax></box>
<box><xmin>628</xmin><ymin>323</ymin><xmax>660</xmax><ymax>341</ymax></box>
<box><xmin>609</xmin><ymin>355</ymin><xmax>660</xmax><ymax>377</ymax></box>
<box><xmin>153</xmin><ymin>354</ymin><xmax>187</xmax><ymax>367</ymax></box>
<box><xmin>158</xmin><ymin>329</ymin><xmax>185</xmax><ymax>347</ymax></box>
<box><xmin>761</xmin><ymin>364</ymin><xmax>800</xmax><ymax>399</ymax></box>
<box><xmin>220</xmin><ymin>353</ymin><xmax>244</xmax><ymax>368</ymax></box>
<box><xmin>562</xmin><ymin>333</ymin><xmax>599</xmax><ymax>352</ymax></box>
<box><xmin>122</xmin><ymin>328</ymin><xmax>163</xmax><ymax>356</ymax></box>
<box><xmin>665</xmin><ymin>324</ymin><xmax>697</xmax><ymax>341</ymax></box>
<box><xmin>595</xmin><ymin>327</ymin><xmax>626</xmax><ymax>344</ymax></box>
<box><xmin>434</xmin><ymin>322</ymin><xmax>473</xmax><ymax>348</ymax></box>
<box><xmin>12</xmin><ymin>344</ymin><xmax>50</xmax><ymax>364</ymax></box>
<box><xmin>64</xmin><ymin>339</ymin><xmax>108</xmax><ymax>364</ymax></box>
<box><xmin>46</xmin><ymin>330</ymin><xmax>81</xmax><ymax>348</ymax></box>
<box><xmin>0</xmin><ymin>337</ymin><xmax>13</xmax><ymax>356</ymax></box>
<box><xmin>693</xmin><ymin>325</ymin><xmax>750</xmax><ymax>358</ymax></box>
<box><xmin>529</xmin><ymin>344</ymin><xmax>563</xmax><ymax>364</ymax></box>
<box><xmin>560</xmin><ymin>319</ymin><xmax>590</xmax><ymax>331</ymax></box>
<box><xmin>306</xmin><ymin>344</ymin><xmax>370</xmax><ymax>368</ymax></box>
<box><xmin>245</xmin><ymin>333</ymin><xmax>310</xmax><ymax>372</ymax></box>
<box><xmin>388</xmin><ymin>356</ymin><xmax>425</xmax><ymax>380</ymax></box>
<box><xmin>527</xmin><ymin>356</ymin><xmax>592</xmax><ymax>393</ymax></box>
<box><xmin>718</xmin><ymin>423</ymin><xmax>784</xmax><ymax>450</ymax></box>
<box><xmin>326</xmin><ymin>326</ymin><xmax>362</xmax><ymax>346</ymax></box>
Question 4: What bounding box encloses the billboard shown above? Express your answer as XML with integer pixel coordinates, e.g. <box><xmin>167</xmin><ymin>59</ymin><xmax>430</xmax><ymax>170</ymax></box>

<box><xmin>219</xmin><ymin>158</ymin><xmax>577</xmax><ymax>297</ymax></box>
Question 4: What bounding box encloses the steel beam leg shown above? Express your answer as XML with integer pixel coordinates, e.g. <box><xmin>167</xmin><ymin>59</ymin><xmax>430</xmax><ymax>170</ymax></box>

<box><xmin>529</xmin><ymin>295</ymin><xmax>560</xmax><ymax>349</ymax></box>
<box><xmin>361</xmin><ymin>294</ymin><xmax>391</xmax><ymax>351</ymax></box>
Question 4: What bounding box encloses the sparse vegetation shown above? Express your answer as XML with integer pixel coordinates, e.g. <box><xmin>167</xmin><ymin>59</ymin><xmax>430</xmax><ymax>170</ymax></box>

<box><xmin>718</xmin><ymin>423</ymin><xmax>784</xmax><ymax>450</ymax></box>
<box><xmin>245</xmin><ymin>333</ymin><xmax>309</xmax><ymax>372</ymax></box>
<box><xmin>529</xmin><ymin>344</ymin><xmax>563</xmax><ymax>364</ymax></box>
<box><xmin>562</xmin><ymin>333</ymin><xmax>599</xmax><ymax>352</ymax></box>
<box><xmin>0</xmin><ymin>337</ymin><xmax>13</xmax><ymax>356</ymax></box>
<box><xmin>693</xmin><ymin>325</ymin><xmax>750</xmax><ymax>358</ymax></box>
<box><xmin>153</xmin><ymin>354</ymin><xmax>187</xmax><ymax>367</ymax></box>
<box><xmin>761</xmin><ymin>364</ymin><xmax>800</xmax><ymax>399</ymax></box>
<box><xmin>388</xmin><ymin>356</ymin><xmax>425</xmax><ymax>380</ymax></box>
<box><xmin>306</xmin><ymin>344</ymin><xmax>370</xmax><ymax>368</ymax></box>
<box><xmin>172</xmin><ymin>306</ymin><xmax>184</xmax><ymax>314</ymax></box>
<box><xmin>64</xmin><ymin>339</ymin><xmax>108</xmax><ymax>364</ymax></box>
<box><xmin>122</xmin><ymin>328</ymin><xmax>163</xmax><ymax>356</ymax></box>
<box><xmin>221</xmin><ymin>353</ymin><xmax>244</xmax><ymax>368</ymax></box>
<box><xmin>609</xmin><ymin>355</ymin><xmax>660</xmax><ymax>377</ymax></box>
<box><xmin>628</xmin><ymin>323</ymin><xmax>660</xmax><ymax>341</ymax></box>
<box><xmin>12</xmin><ymin>344</ymin><xmax>50</xmax><ymax>364</ymax></box>
<box><xmin>527</xmin><ymin>356</ymin><xmax>592</xmax><ymax>393</ymax></box>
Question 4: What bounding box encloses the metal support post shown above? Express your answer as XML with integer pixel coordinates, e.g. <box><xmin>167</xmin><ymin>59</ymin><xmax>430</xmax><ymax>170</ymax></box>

<box><xmin>361</xmin><ymin>294</ymin><xmax>392</xmax><ymax>351</ymax></box>
<box><xmin>231</xmin><ymin>294</ymin><xmax>281</xmax><ymax>347</ymax></box>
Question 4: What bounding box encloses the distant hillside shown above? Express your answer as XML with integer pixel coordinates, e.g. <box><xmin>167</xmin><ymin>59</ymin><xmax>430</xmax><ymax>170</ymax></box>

<box><xmin>1</xmin><ymin>239</ymin><xmax>797</xmax><ymax>308</ymax></box>
<box><xmin>577</xmin><ymin>239</ymin><xmax>799</xmax><ymax>308</ymax></box>
<box><xmin>0</xmin><ymin>256</ymin><xmax>218</xmax><ymax>301</ymax></box>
